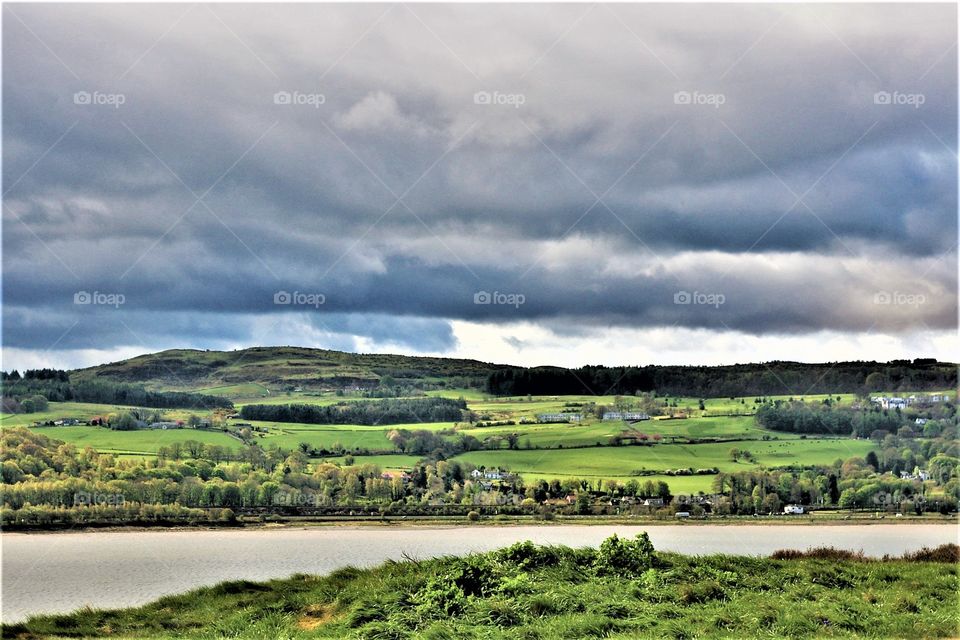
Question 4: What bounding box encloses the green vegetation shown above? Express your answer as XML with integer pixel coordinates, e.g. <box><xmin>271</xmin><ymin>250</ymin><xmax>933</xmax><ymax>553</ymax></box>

<box><xmin>5</xmin><ymin>536</ymin><xmax>957</xmax><ymax>639</ymax></box>
<box><xmin>486</xmin><ymin>360</ymin><xmax>957</xmax><ymax>397</ymax></box>
<box><xmin>20</xmin><ymin>425</ymin><xmax>241</xmax><ymax>455</ymax></box>
<box><xmin>239</xmin><ymin>397</ymin><xmax>467</xmax><ymax>425</ymax></box>
<box><xmin>69</xmin><ymin>347</ymin><xmax>499</xmax><ymax>392</ymax></box>
<box><xmin>2</xmin><ymin>373</ymin><xmax>232</xmax><ymax>410</ymax></box>
<box><xmin>454</xmin><ymin>439</ymin><xmax>879</xmax><ymax>480</ymax></box>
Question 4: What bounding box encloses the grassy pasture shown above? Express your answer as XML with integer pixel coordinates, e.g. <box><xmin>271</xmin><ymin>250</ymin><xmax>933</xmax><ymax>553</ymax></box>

<box><xmin>20</xmin><ymin>425</ymin><xmax>241</xmax><ymax>454</ymax></box>
<box><xmin>316</xmin><ymin>454</ymin><xmax>423</xmax><ymax>470</ymax></box>
<box><xmin>458</xmin><ymin>416</ymin><xmax>775</xmax><ymax>449</ymax></box>
<box><xmin>193</xmin><ymin>383</ymin><xmax>272</xmax><ymax>399</ymax></box>
<box><xmin>0</xmin><ymin>402</ymin><xmax>213</xmax><ymax>427</ymax></box>
<box><xmin>453</xmin><ymin>438</ymin><xmax>876</xmax><ymax>482</ymax></box>
<box><xmin>245</xmin><ymin>420</ymin><xmax>455</xmax><ymax>452</ymax></box>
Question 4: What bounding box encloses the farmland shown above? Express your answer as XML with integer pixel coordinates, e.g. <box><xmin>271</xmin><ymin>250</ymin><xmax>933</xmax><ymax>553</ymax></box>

<box><xmin>3</xmin><ymin>358</ymin><xmax>955</xmax><ymax>495</ymax></box>
<box><xmin>4</xmin><ymin>393</ymin><xmax>884</xmax><ymax>492</ymax></box>
<box><xmin>20</xmin><ymin>425</ymin><xmax>242</xmax><ymax>455</ymax></box>
<box><xmin>454</xmin><ymin>438</ymin><xmax>876</xmax><ymax>481</ymax></box>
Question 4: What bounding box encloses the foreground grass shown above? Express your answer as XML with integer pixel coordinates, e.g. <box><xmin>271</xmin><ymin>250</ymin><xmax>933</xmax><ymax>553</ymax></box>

<box><xmin>6</xmin><ymin>541</ymin><xmax>958</xmax><ymax>639</ymax></box>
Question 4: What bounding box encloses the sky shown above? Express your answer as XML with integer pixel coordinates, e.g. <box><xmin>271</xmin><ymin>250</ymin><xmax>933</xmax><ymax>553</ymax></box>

<box><xmin>2</xmin><ymin>3</ymin><xmax>957</xmax><ymax>371</ymax></box>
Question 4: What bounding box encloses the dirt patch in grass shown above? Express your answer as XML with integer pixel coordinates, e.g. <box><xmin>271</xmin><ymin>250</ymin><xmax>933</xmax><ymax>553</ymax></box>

<box><xmin>297</xmin><ymin>603</ymin><xmax>340</xmax><ymax>630</ymax></box>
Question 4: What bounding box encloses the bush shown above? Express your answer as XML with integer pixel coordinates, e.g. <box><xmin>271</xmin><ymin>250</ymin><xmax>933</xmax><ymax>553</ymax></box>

<box><xmin>898</xmin><ymin>544</ymin><xmax>959</xmax><ymax>563</ymax></box>
<box><xmin>467</xmin><ymin>510</ymin><xmax>480</xmax><ymax>522</ymax></box>
<box><xmin>594</xmin><ymin>533</ymin><xmax>656</xmax><ymax>577</ymax></box>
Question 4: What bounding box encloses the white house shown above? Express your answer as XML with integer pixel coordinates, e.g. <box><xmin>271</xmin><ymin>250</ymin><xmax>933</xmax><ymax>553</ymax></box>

<box><xmin>783</xmin><ymin>504</ymin><xmax>805</xmax><ymax>515</ymax></box>
<box><xmin>603</xmin><ymin>412</ymin><xmax>651</xmax><ymax>421</ymax></box>
<box><xmin>470</xmin><ymin>468</ymin><xmax>505</xmax><ymax>480</ymax></box>
<box><xmin>536</xmin><ymin>413</ymin><xmax>582</xmax><ymax>423</ymax></box>
<box><xmin>642</xmin><ymin>498</ymin><xmax>664</xmax><ymax>507</ymax></box>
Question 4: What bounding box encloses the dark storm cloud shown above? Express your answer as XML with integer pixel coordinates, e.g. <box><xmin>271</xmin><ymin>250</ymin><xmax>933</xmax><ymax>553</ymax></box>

<box><xmin>2</xmin><ymin>3</ymin><xmax>956</xmax><ymax>354</ymax></box>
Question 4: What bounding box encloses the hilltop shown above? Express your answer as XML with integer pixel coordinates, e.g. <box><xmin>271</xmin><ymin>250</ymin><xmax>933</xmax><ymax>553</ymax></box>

<box><xmin>70</xmin><ymin>347</ymin><xmax>504</xmax><ymax>394</ymax></box>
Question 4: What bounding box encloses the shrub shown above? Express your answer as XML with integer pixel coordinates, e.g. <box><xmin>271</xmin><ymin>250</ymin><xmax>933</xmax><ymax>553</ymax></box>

<box><xmin>899</xmin><ymin>544</ymin><xmax>959</xmax><ymax>563</ymax></box>
<box><xmin>771</xmin><ymin>547</ymin><xmax>866</xmax><ymax>561</ymax></box>
<box><xmin>467</xmin><ymin>510</ymin><xmax>480</xmax><ymax>522</ymax></box>
<box><xmin>594</xmin><ymin>533</ymin><xmax>656</xmax><ymax>577</ymax></box>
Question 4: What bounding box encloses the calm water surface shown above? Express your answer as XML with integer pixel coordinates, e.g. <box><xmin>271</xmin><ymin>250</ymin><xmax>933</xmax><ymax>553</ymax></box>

<box><xmin>2</xmin><ymin>524</ymin><xmax>957</xmax><ymax>623</ymax></box>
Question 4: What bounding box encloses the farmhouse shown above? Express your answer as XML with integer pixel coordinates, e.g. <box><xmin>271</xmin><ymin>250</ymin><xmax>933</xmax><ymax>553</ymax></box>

<box><xmin>642</xmin><ymin>498</ymin><xmax>664</xmax><ymax>507</ymax></box>
<box><xmin>471</xmin><ymin>468</ymin><xmax>505</xmax><ymax>480</ymax></box>
<box><xmin>148</xmin><ymin>421</ymin><xmax>180</xmax><ymax>430</ymax></box>
<box><xmin>536</xmin><ymin>413</ymin><xmax>582</xmax><ymax>423</ymax></box>
<box><xmin>602</xmin><ymin>412</ymin><xmax>651</xmax><ymax>421</ymax></box>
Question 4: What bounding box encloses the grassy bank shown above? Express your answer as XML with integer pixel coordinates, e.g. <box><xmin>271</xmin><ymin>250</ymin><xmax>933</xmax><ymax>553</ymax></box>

<box><xmin>5</xmin><ymin>538</ymin><xmax>957</xmax><ymax>639</ymax></box>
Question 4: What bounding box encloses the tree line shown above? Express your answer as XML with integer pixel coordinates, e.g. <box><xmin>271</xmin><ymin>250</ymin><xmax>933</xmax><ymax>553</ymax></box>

<box><xmin>239</xmin><ymin>397</ymin><xmax>467</xmax><ymax>425</ymax></box>
<box><xmin>485</xmin><ymin>360</ymin><xmax>957</xmax><ymax>397</ymax></box>
<box><xmin>1</xmin><ymin>376</ymin><xmax>233</xmax><ymax>411</ymax></box>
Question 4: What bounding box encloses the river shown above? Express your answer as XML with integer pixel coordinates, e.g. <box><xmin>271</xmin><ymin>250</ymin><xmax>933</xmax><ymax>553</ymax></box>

<box><xmin>2</xmin><ymin>524</ymin><xmax>956</xmax><ymax>623</ymax></box>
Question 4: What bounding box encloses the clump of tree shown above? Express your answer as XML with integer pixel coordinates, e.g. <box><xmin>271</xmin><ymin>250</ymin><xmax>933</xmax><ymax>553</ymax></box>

<box><xmin>240</xmin><ymin>397</ymin><xmax>467</xmax><ymax>425</ymax></box>
<box><xmin>756</xmin><ymin>401</ymin><xmax>908</xmax><ymax>437</ymax></box>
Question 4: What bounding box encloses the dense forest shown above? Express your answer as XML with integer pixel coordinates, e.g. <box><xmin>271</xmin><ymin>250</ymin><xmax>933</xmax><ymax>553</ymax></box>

<box><xmin>239</xmin><ymin>397</ymin><xmax>467</xmax><ymax>425</ymax></box>
<box><xmin>1</xmin><ymin>374</ymin><xmax>233</xmax><ymax>411</ymax></box>
<box><xmin>485</xmin><ymin>360</ymin><xmax>957</xmax><ymax>397</ymax></box>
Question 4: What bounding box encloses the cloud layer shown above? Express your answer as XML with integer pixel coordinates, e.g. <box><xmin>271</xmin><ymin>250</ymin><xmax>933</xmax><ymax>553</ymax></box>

<box><xmin>2</xmin><ymin>4</ymin><xmax>956</xmax><ymax>368</ymax></box>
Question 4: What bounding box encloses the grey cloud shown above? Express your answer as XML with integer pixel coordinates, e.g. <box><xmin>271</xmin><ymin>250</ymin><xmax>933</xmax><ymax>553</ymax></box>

<box><xmin>2</xmin><ymin>3</ymin><xmax>956</xmax><ymax>356</ymax></box>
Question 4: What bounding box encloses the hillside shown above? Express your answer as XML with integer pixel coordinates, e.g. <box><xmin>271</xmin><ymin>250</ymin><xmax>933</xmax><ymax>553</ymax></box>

<box><xmin>70</xmin><ymin>347</ymin><xmax>504</xmax><ymax>393</ymax></box>
<box><xmin>68</xmin><ymin>348</ymin><xmax>957</xmax><ymax>399</ymax></box>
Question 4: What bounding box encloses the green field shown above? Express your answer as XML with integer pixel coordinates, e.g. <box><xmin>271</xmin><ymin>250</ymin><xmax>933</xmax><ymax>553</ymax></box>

<box><xmin>453</xmin><ymin>438</ymin><xmax>876</xmax><ymax>481</ymax></box>
<box><xmin>1</xmin><ymin>392</ymin><xmax>886</xmax><ymax>492</ymax></box>
<box><xmin>316</xmin><ymin>454</ymin><xmax>423</xmax><ymax>470</ymax></box>
<box><xmin>21</xmin><ymin>425</ymin><xmax>241</xmax><ymax>454</ymax></box>
<box><xmin>245</xmin><ymin>421</ymin><xmax>455</xmax><ymax>451</ymax></box>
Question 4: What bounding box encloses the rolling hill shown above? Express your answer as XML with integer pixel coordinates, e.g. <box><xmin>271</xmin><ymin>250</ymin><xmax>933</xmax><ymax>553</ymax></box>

<box><xmin>70</xmin><ymin>347</ymin><xmax>504</xmax><ymax>392</ymax></box>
